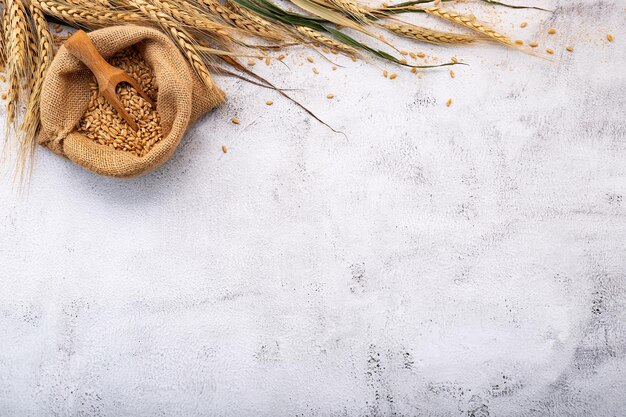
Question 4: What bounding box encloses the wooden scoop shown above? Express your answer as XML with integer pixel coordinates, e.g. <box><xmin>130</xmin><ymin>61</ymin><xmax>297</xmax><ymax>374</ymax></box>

<box><xmin>64</xmin><ymin>30</ymin><xmax>155</xmax><ymax>131</ymax></box>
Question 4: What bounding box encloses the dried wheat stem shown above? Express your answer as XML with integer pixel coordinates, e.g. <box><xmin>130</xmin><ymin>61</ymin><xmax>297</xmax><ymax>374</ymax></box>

<box><xmin>425</xmin><ymin>6</ymin><xmax>513</xmax><ymax>46</ymax></box>
<box><xmin>296</xmin><ymin>26</ymin><xmax>356</xmax><ymax>54</ymax></box>
<box><xmin>128</xmin><ymin>0</ymin><xmax>216</xmax><ymax>89</ymax></box>
<box><xmin>382</xmin><ymin>22</ymin><xmax>476</xmax><ymax>44</ymax></box>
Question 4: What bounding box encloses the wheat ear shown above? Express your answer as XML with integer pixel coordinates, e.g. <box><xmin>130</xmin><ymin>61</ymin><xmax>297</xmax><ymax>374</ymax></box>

<box><xmin>37</xmin><ymin>0</ymin><xmax>144</xmax><ymax>27</ymax></box>
<box><xmin>192</xmin><ymin>0</ymin><xmax>274</xmax><ymax>39</ymax></box>
<box><xmin>0</xmin><ymin>0</ymin><xmax>5</xmax><ymax>67</ymax></box>
<box><xmin>315</xmin><ymin>0</ymin><xmax>370</xmax><ymax>22</ymax></box>
<box><xmin>225</xmin><ymin>1</ymin><xmax>284</xmax><ymax>40</ymax></box>
<box><xmin>128</xmin><ymin>0</ymin><xmax>216</xmax><ymax>89</ymax></box>
<box><xmin>424</xmin><ymin>6</ymin><xmax>513</xmax><ymax>46</ymax></box>
<box><xmin>145</xmin><ymin>0</ymin><xmax>230</xmax><ymax>38</ymax></box>
<box><xmin>382</xmin><ymin>22</ymin><xmax>476</xmax><ymax>44</ymax></box>
<box><xmin>296</xmin><ymin>26</ymin><xmax>356</xmax><ymax>54</ymax></box>
<box><xmin>4</xmin><ymin>0</ymin><xmax>30</xmax><ymax>125</ymax></box>
<box><xmin>21</xmin><ymin>0</ymin><xmax>54</xmax><ymax>150</ymax></box>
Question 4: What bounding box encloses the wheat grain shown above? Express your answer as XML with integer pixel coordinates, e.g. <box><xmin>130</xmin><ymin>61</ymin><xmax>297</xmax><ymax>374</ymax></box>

<box><xmin>382</xmin><ymin>22</ymin><xmax>476</xmax><ymax>44</ymax></box>
<box><xmin>77</xmin><ymin>48</ymin><xmax>162</xmax><ymax>157</ymax></box>
<box><xmin>425</xmin><ymin>7</ymin><xmax>513</xmax><ymax>46</ymax></box>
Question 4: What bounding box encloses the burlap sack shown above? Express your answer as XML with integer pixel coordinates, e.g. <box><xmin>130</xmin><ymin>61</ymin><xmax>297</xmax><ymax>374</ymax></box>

<box><xmin>38</xmin><ymin>25</ymin><xmax>225</xmax><ymax>178</ymax></box>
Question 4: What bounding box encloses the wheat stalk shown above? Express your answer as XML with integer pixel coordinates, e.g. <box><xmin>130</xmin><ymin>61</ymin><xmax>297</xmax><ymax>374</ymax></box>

<box><xmin>127</xmin><ymin>0</ymin><xmax>216</xmax><ymax>89</ymax></box>
<box><xmin>0</xmin><ymin>0</ymin><xmax>5</xmax><ymax>67</ymax></box>
<box><xmin>4</xmin><ymin>0</ymin><xmax>30</xmax><ymax>125</ymax></box>
<box><xmin>296</xmin><ymin>26</ymin><xmax>355</xmax><ymax>53</ymax></box>
<box><xmin>382</xmin><ymin>22</ymin><xmax>476</xmax><ymax>44</ymax></box>
<box><xmin>21</xmin><ymin>0</ymin><xmax>54</xmax><ymax>152</ymax></box>
<box><xmin>424</xmin><ymin>6</ymin><xmax>513</xmax><ymax>46</ymax></box>
<box><xmin>37</xmin><ymin>0</ymin><xmax>144</xmax><ymax>27</ymax></box>
<box><xmin>3</xmin><ymin>0</ymin><xmax>33</xmax><ymax>182</ymax></box>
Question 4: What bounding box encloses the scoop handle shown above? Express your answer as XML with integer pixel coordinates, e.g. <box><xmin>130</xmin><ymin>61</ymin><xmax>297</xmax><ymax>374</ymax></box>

<box><xmin>64</xmin><ymin>30</ymin><xmax>116</xmax><ymax>93</ymax></box>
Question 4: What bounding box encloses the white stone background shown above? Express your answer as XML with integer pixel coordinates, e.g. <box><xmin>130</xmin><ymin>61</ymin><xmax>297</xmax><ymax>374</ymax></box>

<box><xmin>1</xmin><ymin>1</ymin><xmax>626</xmax><ymax>415</ymax></box>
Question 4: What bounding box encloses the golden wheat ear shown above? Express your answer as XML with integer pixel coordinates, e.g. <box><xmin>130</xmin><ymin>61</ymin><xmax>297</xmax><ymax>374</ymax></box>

<box><xmin>380</xmin><ymin>21</ymin><xmax>477</xmax><ymax>44</ymax></box>
<box><xmin>424</xmin><ymin>6</ymin><xmax>513</xmax><ymax>47</ymax></box>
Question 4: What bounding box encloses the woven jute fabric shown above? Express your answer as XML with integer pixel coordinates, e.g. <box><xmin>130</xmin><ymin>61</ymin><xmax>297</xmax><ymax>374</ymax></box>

<box><xmin>38</xmin><ymin>25</ymin><xmax>225</xmax><ymax>178</ymax></box>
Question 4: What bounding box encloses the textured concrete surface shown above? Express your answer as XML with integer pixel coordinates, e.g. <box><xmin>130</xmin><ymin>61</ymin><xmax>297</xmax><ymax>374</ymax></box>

<box><xmin>1</xmin><ymin>1</ymin><xmax>625</xmax><ymax>416</ymax></box>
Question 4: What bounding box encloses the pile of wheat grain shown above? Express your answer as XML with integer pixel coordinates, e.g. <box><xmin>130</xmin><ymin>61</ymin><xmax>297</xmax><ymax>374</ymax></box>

<box><xmin>76</xmin><ymin>47</ymin><xmax>162</xmax><ymax>157</ymax></box>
